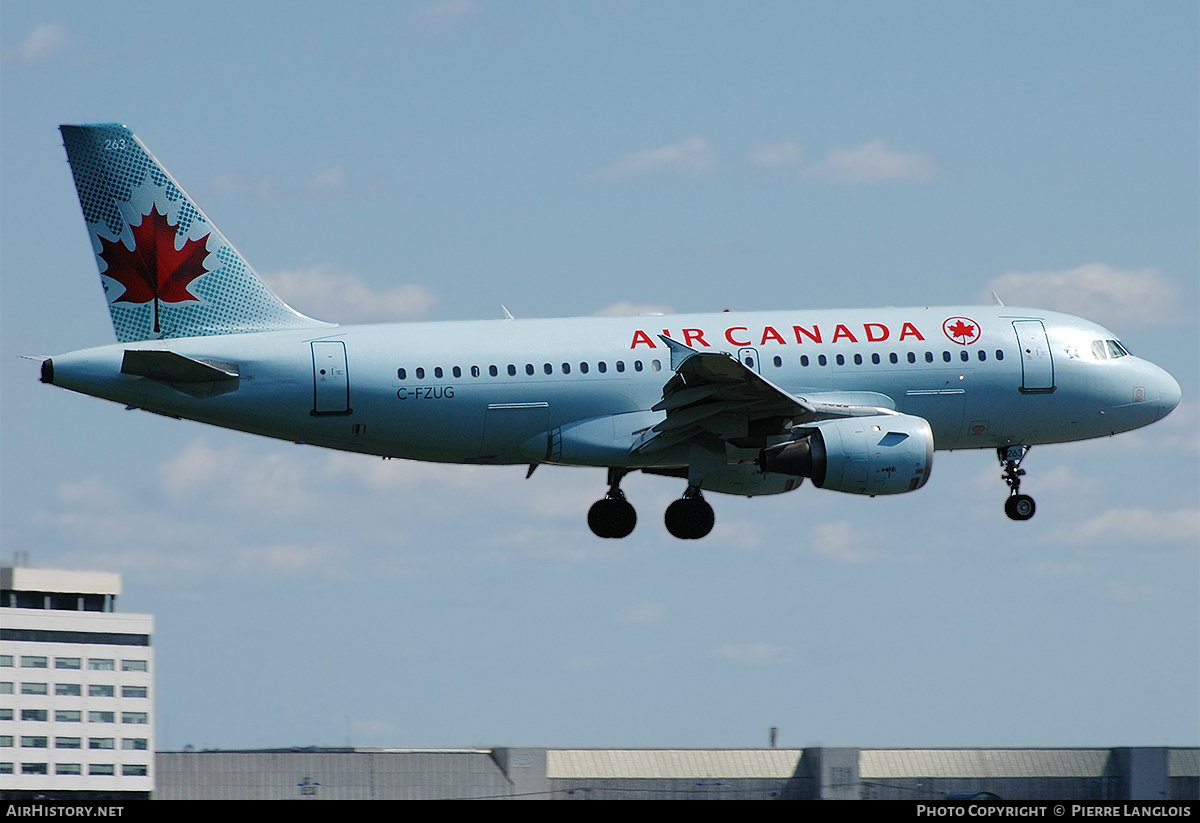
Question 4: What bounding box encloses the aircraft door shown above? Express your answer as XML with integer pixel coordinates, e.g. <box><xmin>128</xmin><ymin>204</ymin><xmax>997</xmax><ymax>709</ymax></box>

<box><xmin>737</xmin><ymin>347</ymin><xmax>761</xmax><ymax>373</ymax></box>
<box><xmin>311</xmin><ymin>340</ymin><xmax>351</xmax><ymax>415</ymax></box>
<box><xmin>1013</xmin><ymin>321</ymin><xmax>1055</xmax><ymax>393</ymax></box>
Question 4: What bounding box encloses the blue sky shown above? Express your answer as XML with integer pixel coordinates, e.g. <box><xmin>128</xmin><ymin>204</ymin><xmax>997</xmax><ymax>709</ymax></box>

<box><xmin>1</xmin><ymin>2</ymin><xmax>1197</xmax><ymax>750</ymax></box>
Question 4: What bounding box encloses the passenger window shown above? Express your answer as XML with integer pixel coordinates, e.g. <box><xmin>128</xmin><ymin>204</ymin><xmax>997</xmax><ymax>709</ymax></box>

<box><xmin>415</xmin><ymin>367</ymin><xmax>425</xmax><ymax>379</ymax></box>
<box><xmin>977</xmin><ymin>350</ymin><xmax>987</xmax><ymax>362</ymax></box>
<box><xmin>507</xmin><ymin>364</ymin><xmax>516</xmax><ymax>376</ymax></box>
<box><xmin>634</xmin><ymin>361</ymin><xmax>644</xmax><ymax>372</ymax></box>
<box><xmin>942</xmin><ymin>351</ymin><xmax>951</xmax><ymax>363</ymax></box>
<box><xmin>651</xmin><ymin>360</ymin><xmax>661</xmax><ymax>371</ymax></box>
<box><xmin>452</xmin><ymin>366</ymin><xmax>462</xmax><ymax>378</ymax></box>
<box><xmin>544</xmin><ymin>363</ymin><xmax>553</xmax><ymax>375</ymax></box>
<box><xmin>836</xmin><ymin>354</ymin><xmax>845</xmax><ymax>366</ymax></box>
<box><xmin>908</xmin><ymin>352</ymin><xmax>916</xmax><ymax>364</ymax></box>
<box><xmin>434</xmin><ymin>367</ymin><xmax>443</xmax><ymax>378</ymax></box>
<box><xmin>960</xmin><ymin>351</ymin><xmax>969</xmax><ymax>362</ymax></box>
<box><xmin>616</xmin><ymin>361</ymin><xmax>626</xmax><ymax>373</ymax></box>
<box><xmin>488</xmin><ymin>365</ymin><xmax>498</xmax><ymax>377</ymax></box>
<box><xmin>471</xmin><ymin>365</ymin><xmax>480</xmax><ymax>378</ymax></box>
<box><xmin>888</xmin><ymin>353</ymin><xmax>897</xmax><ymax>364</ymax></box>
<box><xmin>818</xmin><ymin>355</ymin><xmax>828</xmax><ymax>367</ymax></box>
<box><xmin>397</xmin><ymin>368</ymin><xmax>406</xmax><ymax>380</ymax></box>
<box><xmin>561</xmin><ymin>363</ymin><xmax>571</xmax><ymax>374</ymax></box>
<box><xmin>580</xmin><ymin>362</ymin><xmax>589</xmax><ymax>374</ymax></box>
<box><xmin>995</xmin><ymin>349</ymin><xmax>1004</xmax><ymax>361</ymax></box>
<box><xmin>598</xmin><ymin>361</ymin><xmax>607</xmax><ymax>373</ymax></box>
<box><xmin>800</xmin><ymin>355</ymin><xmax>810</xmax><ymax>367</ymax></box>
<box><xmin>526</xmin><ymin>364</ymin><xmax>534</xmax><ymax>376</ymax></box>
<box><xmin>925</xmin><ymin>352</ymin><xmax>934</xmax><ymax>363</ymax></box>
<box><xmin>853</xmin><ymin>354</ymin><xmax>863</xmax><ymax>365</ymax></box>
<box><xmin>773</xmin><ymin>356</ymin><xmax>782</xmax><ymax>368</ymax></box>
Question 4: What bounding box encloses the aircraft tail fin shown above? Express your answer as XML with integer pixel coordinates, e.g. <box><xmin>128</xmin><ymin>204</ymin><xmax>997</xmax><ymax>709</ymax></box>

<box><xmin>60</xmin><ymin>124</ymin><xmax>331</xmax><ymax>342</ymax></box>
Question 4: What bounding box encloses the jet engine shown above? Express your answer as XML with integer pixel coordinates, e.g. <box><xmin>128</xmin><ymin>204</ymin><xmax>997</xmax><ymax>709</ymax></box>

<box><xmin>757</xmin><ymin>414</ymin><xmax>933</xmax><ymax>495</ymax></box>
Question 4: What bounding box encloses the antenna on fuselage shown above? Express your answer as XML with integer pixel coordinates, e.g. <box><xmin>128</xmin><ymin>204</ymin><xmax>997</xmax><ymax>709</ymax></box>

<box><xmin>991</xmin><ymin>291</ymin><xmax>1005</xmax><ymax>306</ymax></box>
<box><xmin>501</xmin><ymin>305</ymin><xmax>515</xmax><ymax>320</ymax></box>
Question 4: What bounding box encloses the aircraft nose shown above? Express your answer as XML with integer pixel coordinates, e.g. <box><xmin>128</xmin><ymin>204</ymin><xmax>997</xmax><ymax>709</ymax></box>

<box><xmin>1156</xmin><ymin>367</ymin><xmax>1181</xmax><ymax>421</ymax></box>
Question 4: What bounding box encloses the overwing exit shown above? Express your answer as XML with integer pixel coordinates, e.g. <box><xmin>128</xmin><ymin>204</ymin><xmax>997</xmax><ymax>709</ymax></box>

<box><xmin>42</xmin><ymin>125</ymin><xmax>1181</xmax><ymax>539</ymax></box>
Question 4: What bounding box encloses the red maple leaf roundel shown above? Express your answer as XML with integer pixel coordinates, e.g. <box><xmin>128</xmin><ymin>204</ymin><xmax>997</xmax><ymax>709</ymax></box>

<box><xmin>98</xmin><ymin>204</ymin><xmax>210</xmax><ymax>333</ymax></box>
<box><xmin>942</xmin><ymin>316</ymin><xmax>981</xmax><ymax>345</ymax></box>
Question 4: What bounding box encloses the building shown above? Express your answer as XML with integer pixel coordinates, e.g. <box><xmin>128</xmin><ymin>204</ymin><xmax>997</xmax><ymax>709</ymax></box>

<box><xmin>1</xmin><ymin>565</ymin><xmax>153</xmax><ymax>800</ymax></box>
<box><xmin>154</xmin><ymin>746</ymin><xmax>1199</xmax><ymax>800</ymax></box>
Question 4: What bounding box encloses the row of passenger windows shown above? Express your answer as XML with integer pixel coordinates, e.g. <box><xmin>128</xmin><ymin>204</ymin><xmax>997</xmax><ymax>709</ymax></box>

<box><xmin>397</xmin><ymin>350</ymin><xmax>1007</xmax><ymax>381</ymax></box>
<box><xmin>788</xmin><ymin>349</ymin><xmax>1005</xmax><ymax>368</ymax></box>
<box><xmin>399</xmin><ymin>360</ymin><xmax>663</xmax><ymax>380</ymax></box>
<box><xmin>2</xmin><ymin>735</ymin><xmax>148</xmax><ymax>749</ymax></box>
<box><xmin>0</xmin><ymin>656</ymin><xmax>148</xmax><ymax>672</ymax></box>
<box><xmin>0</xmin><ymin>682</ymin><xmax>147</xmax><ymax>697</ymax></box>
<box><xmin>1</xmin><ymin>709</ymin><xmax>147</xmax><ymax>723</ymax></box>
<box><xmin>0</xmin><ymin>762</ymin><xmax>148</xmax><ymax>776</ymax></box>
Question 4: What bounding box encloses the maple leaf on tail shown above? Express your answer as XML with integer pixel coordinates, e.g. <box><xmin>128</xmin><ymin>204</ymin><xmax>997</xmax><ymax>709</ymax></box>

<box><xmin>98</xmin><ymin>204</ymin><xmax>211</xmax><ymax>333</ymax></box>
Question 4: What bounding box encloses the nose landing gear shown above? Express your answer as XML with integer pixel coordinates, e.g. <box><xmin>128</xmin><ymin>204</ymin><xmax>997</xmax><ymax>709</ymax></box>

<box><xmin>588</xmin><ymin>468</ymin><xmax>637</xmax><ymax>538</ymax></box>
<box><xmin>999</xmin><ymin>445</ymin><xmax>1036</xmax><ymax>521</ymax></box>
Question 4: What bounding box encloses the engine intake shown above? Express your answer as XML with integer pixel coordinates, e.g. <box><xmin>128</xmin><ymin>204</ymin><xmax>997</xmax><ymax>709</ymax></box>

<box><xmin>758</xmin><ymin>414</ymin><xmax>933</xmax><ymax>496</ymax></box>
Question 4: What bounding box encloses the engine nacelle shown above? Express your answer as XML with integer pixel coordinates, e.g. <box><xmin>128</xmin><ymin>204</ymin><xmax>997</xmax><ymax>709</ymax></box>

<box><xmin>758</xmin><ymin>414</ymin><xmax>933</xmax><ymax>495</ymax></box>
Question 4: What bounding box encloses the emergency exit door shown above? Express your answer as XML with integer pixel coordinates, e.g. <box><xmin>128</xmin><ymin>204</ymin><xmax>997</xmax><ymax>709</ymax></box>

<box><xmin>312</xmin><ymin>340</ymin><xmax>351</xmax><ymax>415</ymax></box>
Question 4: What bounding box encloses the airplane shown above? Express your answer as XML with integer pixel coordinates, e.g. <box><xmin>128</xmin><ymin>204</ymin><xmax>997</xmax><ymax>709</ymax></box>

<box><xmin>40</xmin><ymin>124</ymin><xmax>1182</xmax><ymax>540</ymax></box>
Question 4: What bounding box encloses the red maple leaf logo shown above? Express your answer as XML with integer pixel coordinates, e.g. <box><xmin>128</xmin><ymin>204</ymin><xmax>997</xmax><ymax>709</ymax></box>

<box><xmin>942</xmin><ymin>316</ymin><xmax>980</xmax><ymax>345</ymax></box>
<box><xmin>98</xmin><ymin>204</ymin><xmax>210</xmax><ymax>333</ymax></box>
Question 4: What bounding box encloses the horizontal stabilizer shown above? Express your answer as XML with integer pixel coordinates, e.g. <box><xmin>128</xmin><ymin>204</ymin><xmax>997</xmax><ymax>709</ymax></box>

<box><xmin>121</xmin><ymin>350</ymin><xmax>238</xmax><ymax>383</ymax></box>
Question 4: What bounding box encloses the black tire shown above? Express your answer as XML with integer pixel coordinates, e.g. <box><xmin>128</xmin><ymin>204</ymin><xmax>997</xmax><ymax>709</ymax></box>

<box><xmin>610</xmin><ymin>498</ymin><xmax>637</xmax><ymax>538</ymax></box>
<box><xmin>665</xmin><ymin>498</ymin><xmax>715</xmax><ymax>539</ymax></box>
<box><xmin>588</xmin><ymin>499</ymin><xmax>614</xmax><ymax>538</ymax></box>
<box><xmin>1004</xmin><ymin>494</ymin><xmax>1036</xmax><ymax>521</ymax></box>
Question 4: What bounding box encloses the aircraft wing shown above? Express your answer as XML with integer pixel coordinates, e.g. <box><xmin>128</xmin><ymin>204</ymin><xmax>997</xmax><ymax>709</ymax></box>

<box><xmin>633</xmin><ymin>336</ymin><xmax>895</xmax><ymax>455</ymax></box>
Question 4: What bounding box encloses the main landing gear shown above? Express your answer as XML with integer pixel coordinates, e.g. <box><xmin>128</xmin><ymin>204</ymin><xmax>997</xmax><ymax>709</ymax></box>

<box><xmin>664</xmin><ymin>486</ymin><xmax>715</xmax><ymax>540</ymax></box>
<box><xmin>587</xmin><ymin>471</ymin><xmax>716</xmax><ymax>539</ymax></box>
<box><xmin>999</xmin><ymin>445</ymin><xmax>1036</xmax><ymax>521</ymax></box>
<box><xmin>588</xmin><ymin>468</ymin><xmax>637</xmax><ymax>538</ymax></box>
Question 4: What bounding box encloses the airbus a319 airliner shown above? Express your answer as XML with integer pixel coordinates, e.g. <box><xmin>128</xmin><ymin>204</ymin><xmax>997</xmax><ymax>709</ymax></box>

<box><xmin>41</xmin><ymin>125</ymin><xmax>1181</xmax><ymax>539</ymax></box>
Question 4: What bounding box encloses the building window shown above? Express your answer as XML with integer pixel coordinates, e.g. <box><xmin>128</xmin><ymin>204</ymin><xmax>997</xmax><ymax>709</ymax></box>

<box><xmin>88</xmin><ymin>712</ymin><xmax>114</xmax><ymax>724</ymax></box>
<box><xmin>121</xmin><ymin>712</ymin><xmax>149</xmax><ymax>725</ymax></box>
<box><xmin>55</xmin><ymin>683</ymin><xmax>82</xmax><ymax>696</ymax></box>
<box><xmin>0</xmin><ymin>683</ymin><xmax>10</xmax><ymax>695</ymax></box>
<box><xmin>88</xmin><ymin>659</ymin><xmax>114</xmax><ymax>671</ymax></box>
<box><xmin>122</xmin><ymin>738</ymin><xmax>149</xmax><ymax>751</ymax></box>
<box><xmin>21</xmin><ymin>683</ymin><xmax>48</xmax><ymax>695</ymax></box>
<box><xmin>0</xmin><ymin>710</ymin><xmax>12</xmax><ymax>721</ymax></box>
<box><xmin>88</xmin><ymin>684</ymin><xmax>115</xmax><ymax>698</ymax></box>
<box><xmin>55</xmin><ymin>711</ymin><xmax>82</xmax><ymax>723</ymax></box>
<box><xmin>0</xmin><ymin>656</ymin><xmax>13</xmax><ymax>667</ymax></box>
<box><xmin>122</xmin><ymin>764</ymin><xmax>148</xmax><ymax>776</ymax></box>
<box><xmin>56</xmin><ymin>763</ymin><xmax>82</xmax><ymax>775</ymax></box>
<box><xmin>55</xmin><ymin>658</ymin><xmax>81</xmax><ymax>670</ymax></box>
<box><xmin>22</xmin><ymin>762</ymin><xmax>48</xmax><ymax>775</ymax></box>
<box><xmin>0</xmin><ymin>762</ymin><xmax>11</xmax><ymax>774</ymax></box>
<box><xmin>21</xmin><ymin>710</ymin><xmax>47</xmax><ymax>722</ymax></box>
<box><xmin>20</xmin><ymin>656</ymin><xmax>47</xmax><ymax>669</ymax></box>
<box><xmin>121</xmin><ymin>686</ymin><xmax>148</xmax><ymax>699</ymax></box>
<box><xmin>55</xmin><ymin>738</ymin><xmax>81</xmax><ymax>749</ymax></box>
<box><xmin>0</xmin><ymin>736</ymin><xmax>11</xmax><ymax>747</ymax></box>
<box><xmin>20</xmin><ymin>736</ymin><xmax>48</xmax><ymax>748</ymax></box>
<box><xmin>88</xmin><ymin>738</ymin><xmax>115</xmax><ymax>750</ymax></box>
<box><xmin>89</xmin><ymin>763</ymin><xmax>115</xmax><ymax>776</ymax></box>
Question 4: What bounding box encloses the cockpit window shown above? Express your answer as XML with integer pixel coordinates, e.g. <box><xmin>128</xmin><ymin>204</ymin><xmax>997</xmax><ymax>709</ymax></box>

<box><xmin>1091</xmin><ymin>339</ymin><xmax>1131</xmax><ymax>359</ymax></box>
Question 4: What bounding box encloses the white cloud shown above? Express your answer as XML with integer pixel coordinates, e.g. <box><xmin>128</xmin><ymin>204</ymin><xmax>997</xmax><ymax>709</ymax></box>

<box><xmin>806</xmin><ymin>139</ymin><xmax>936</xmax><ymax>184</ymax></box>
<box><xmin>603</xmin><ymin>138</ymin><xmax>716</xmax><ymax>179</ymax></box>
<box><xmin>593</xmin><ymin>301</ymin><xmax>674</xmax><ymax>317</ymax></box>
<box><xmin>306</xmin><ymin>167</ymin><xmax>348</xmax><ymax>195</ymax></box>
<box><xmin>5</xmin><ymin>23</ymin><xmax>70</xmax><ymax>65</ymax></box>
<box><xmin>749</xmin><ymin>141</ymin><xmax>803</xmax><ymax>168</ymax></box>
<box><xmin>407</xmin><ymin>0</ymin><xmax>482</xmax><ymax>35</ymax></box>
<box><xmin>1050</xmin><ymin>506</ymin><xmax>1200</xmax><ymax>546</ymax></box>
<box><xmin>806</xmin><ymin>520</ymin><xmax>884</xmax><ymax>565</ymax></box>
<box><xmin>261</xmin><ymin>265</ymin><xmax>438</xmax><ymax>323</ymax></box>
<box><xmin>982</xmin><ymin>263</ymin><xmax>1191</xmax><ymax>329</ymax></box>
<box><xmin>710</xmin><ymin>641</ymin><xmax>791</xmax><ymax>665</ymax></box>
<box><xmin>620</xmin><ymin>601</ymin><xmax>667</xmax><ymax>626</ymax></box>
